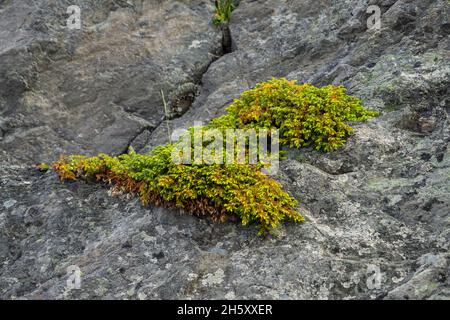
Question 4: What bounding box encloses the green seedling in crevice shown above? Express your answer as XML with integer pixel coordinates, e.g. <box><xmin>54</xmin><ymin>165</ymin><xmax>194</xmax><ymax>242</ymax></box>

<box><xmin>212</xmin><ymin>0</ymin><xmax>235</xmax><ymax>25</ymax></box>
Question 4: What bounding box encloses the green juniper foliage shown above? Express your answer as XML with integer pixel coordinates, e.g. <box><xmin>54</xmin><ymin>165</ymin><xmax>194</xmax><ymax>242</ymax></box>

<box><xmin>211</xmin><ymin>78</ymin><xmax>379</xmax><ymax>152</ymax></box>
<box><xmin>52</xmin><ymin>78</ymin><xmax>378</xmax><ymax>234</ymax></box>
<box><xmin>53</xmin><ymin>147</ymin><xmax>301</xmax><ymax>235</ymax></box>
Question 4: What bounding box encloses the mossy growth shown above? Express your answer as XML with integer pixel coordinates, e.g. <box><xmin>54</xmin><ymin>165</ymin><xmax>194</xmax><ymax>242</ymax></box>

<box><xmin>51</xmin><ymin>78</ymin><xmax>378</xmax><ymax>235</ymax></box>
<box><xmin>53</xmin><ymin>146</ymin><xmax>302</xmax><ymax>235</ymax></box>
<box><xmin>37</xmin><ymin>163</ymin><xmax>51</xmax><ymax>172</ymax></box>
<box><xmin>211</xmin><ymin>78</ymin><xmax>379</xmax><ymax>151</ymax></box>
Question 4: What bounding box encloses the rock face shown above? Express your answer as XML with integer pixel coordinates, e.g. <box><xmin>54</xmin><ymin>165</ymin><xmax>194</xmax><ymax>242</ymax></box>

<box><xmin>0</xmin><ymin>0</ymin><xmax>449</xmax><ymax>299</ymax></box>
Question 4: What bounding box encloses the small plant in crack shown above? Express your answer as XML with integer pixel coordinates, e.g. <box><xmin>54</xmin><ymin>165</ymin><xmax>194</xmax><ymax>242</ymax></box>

<box><xmin>212</xmin><ymin>0</ymin><xmax>235</xmax><ymax>26</ymax></box>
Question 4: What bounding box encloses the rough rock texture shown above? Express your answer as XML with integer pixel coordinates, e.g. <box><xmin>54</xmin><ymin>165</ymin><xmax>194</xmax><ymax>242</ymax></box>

<box><xmin>1</xmin><ymin>0</ymin><xmax>449</xmax><ymax>299</ymax></box>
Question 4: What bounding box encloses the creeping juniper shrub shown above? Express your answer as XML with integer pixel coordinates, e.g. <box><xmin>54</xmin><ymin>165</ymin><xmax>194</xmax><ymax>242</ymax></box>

<box><xmin>212</xmin><ymin>78</ymin><xmax>378</xmax><ymax>151</ymax></box>
<box><xmin>53</xmin><ymin>146</ymin><xmax>302</xmax><ymax>235</ymax></box>
<box><xmin>51</xmin><ymin>78</ymin><xmax>378</xmax><ymax>234</ymax></box>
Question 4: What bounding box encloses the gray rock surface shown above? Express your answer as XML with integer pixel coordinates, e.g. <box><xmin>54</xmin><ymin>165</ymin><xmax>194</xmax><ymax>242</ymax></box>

<box><xmin>0</xmin><ymin>0</ymin><xmax>449</xmax><ymax>299</ymax></box>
